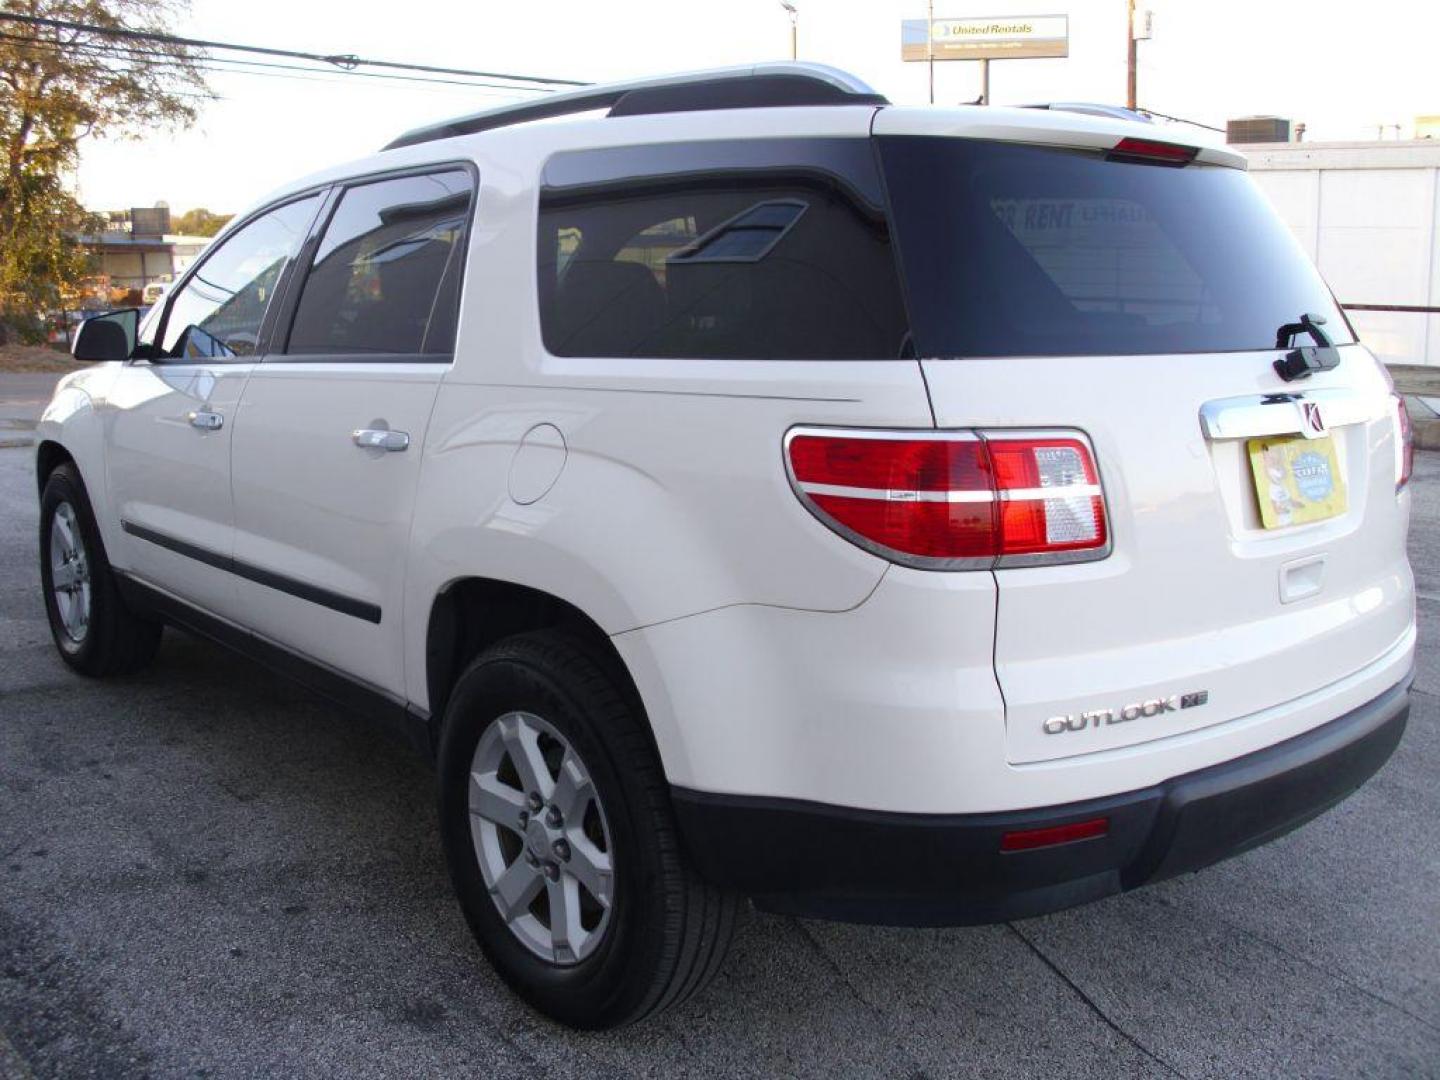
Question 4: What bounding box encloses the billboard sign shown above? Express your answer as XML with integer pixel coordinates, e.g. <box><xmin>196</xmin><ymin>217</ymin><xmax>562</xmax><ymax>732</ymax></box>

<box><xmin>901</xmin><ymin>15</ymin><xmax>1069</xmax><ymax>62</ymax></box>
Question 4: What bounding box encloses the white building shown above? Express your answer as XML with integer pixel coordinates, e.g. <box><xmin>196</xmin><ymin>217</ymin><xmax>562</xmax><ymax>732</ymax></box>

<box><xmin>1244</xmin><ymin>140</ymin><xmax>1440</xmax><ymax>367</ymax></box>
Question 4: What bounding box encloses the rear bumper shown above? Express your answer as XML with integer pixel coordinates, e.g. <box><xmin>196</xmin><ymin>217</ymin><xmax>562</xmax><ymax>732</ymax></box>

<box><xmin>672</xmin><ymin>672</ymin><xmax>1412</xmax><ymax>926</ymax></box>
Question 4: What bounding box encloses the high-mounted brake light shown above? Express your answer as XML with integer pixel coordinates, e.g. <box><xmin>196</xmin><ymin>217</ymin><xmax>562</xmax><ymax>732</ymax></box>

<box><xmin>1395</xmin><ymin>394</ymin><xmax>1414</xmax><ymax>491</ymax></box>
<box><xmin>1107</xmin><ymin>136</ymin><xmax>1198</xmax><ymax>166</ymax></box>
<box><xmin>785</xmin><ymin>428</ymin><xmax>1110</xmax><ymax>570</ymax></box>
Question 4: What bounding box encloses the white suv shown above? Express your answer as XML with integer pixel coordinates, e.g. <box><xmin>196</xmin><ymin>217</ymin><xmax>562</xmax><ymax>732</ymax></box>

<box><xmin>36</xmin><ymin>64</ymin><xmax>1415</xmax><ymax>1029</ymax></box>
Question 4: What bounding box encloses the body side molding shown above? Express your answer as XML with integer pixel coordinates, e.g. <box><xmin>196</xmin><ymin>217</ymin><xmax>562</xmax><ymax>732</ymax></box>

<box><xmin>121</xmin><ymin>520</ymin><xmax>382</xmax><ymax>624</ymax></box>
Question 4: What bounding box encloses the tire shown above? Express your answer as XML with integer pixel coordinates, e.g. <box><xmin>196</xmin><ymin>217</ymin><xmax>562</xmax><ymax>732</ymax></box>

<box><xmin>39</xmin><ymin>463</ymin><xmax>162</xmax><ymax>677</ymax></box>
<box><xmin>437</xmin><ymin>630</ymin><xmax>738</xmax><ymax>1029</ymax></box>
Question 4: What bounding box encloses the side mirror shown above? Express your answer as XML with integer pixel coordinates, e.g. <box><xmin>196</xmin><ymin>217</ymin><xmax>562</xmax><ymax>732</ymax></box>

<box><xmin>72</xmin><ymin>309</ymin><xmax>138</xmax><ymax>363</ymax></box>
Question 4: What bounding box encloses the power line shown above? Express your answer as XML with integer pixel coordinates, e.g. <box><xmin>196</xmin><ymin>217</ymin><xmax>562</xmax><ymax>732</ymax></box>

<box><xmin>0</xmin><ymin>10</ymin><xmax>587</xmax><ymax>88</ymax></box>
<box><xmin>0</xmin><ymin>33</ymin><xmax>520</xmax><ymax>98</ymax></box>
<box><xmin>0</xmin><ymin>29</ymin><xmax>547</xmax><ymax>96</ymax></box>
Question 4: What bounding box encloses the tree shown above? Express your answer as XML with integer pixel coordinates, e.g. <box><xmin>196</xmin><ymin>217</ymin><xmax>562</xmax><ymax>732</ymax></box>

<box><xmin>0</xmin><ymin>0</ymin><xmax>209</xmax><ymax>342</ymax></box>
<box><xmin>172</xmin><ymin>206</ymin><xmax>230</xmax><ymax>236</ymax></box>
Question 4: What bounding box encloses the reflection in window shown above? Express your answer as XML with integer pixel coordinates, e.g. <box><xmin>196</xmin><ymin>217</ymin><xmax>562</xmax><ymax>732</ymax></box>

<box><xmin>286</xmin><ymin>170</ymin><xmax>474</xmax><ymax>356</ymax></box>
<box><xmin>988</xmin><ymin>197</ymin><xmax>1216</xmax><ymax>327</ymax></box>
<box><xmin>160</xmin><ymin>195</ymin><xmax>318</xmax><ymax>358</ymax></box>
<box><xmin>670</xmin><ymin>200</ymin><xmax>806</xmax><ymax>264</ymax></box>
<box><xmin>614</xmin><ymin>217</ymin><xmax>695</xmax><ymax>286</ymax></box>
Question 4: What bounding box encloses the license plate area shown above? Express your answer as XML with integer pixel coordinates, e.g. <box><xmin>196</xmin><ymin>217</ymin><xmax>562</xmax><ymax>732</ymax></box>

<box><xmin>1246</xmin><ymin>434</ymin><xmax>1347</xmax><ymax>528</ymax></box>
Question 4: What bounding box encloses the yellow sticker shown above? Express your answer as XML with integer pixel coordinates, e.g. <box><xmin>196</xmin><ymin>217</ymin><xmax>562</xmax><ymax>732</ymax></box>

<box><xmin>1247</xmin><ymin>435</ymin><xmax>1347</xmax><ymax>529</ymax></box>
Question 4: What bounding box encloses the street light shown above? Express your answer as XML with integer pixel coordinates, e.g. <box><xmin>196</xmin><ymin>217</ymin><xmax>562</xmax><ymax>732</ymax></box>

<box><xmin>779</xmin><ymin>1</ymin><xmax>797</xmax><ymax>60</ymax></box>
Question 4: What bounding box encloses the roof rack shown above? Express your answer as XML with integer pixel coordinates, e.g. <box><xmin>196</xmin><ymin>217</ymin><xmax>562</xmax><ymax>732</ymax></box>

<box><xmin>382</xmin><ymin>63</ymin><xmax>888</xmax><ymax>151</ymax></box>
<box><xmin>1021</xmin><ymin>102</ymin><xmax>1154</xmax><ymax>124</ymax></box>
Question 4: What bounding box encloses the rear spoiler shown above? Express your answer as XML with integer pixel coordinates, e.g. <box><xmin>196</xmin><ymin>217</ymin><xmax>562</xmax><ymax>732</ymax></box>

<box><xmin>872</xmin><ymin>106</ymin><xmax>1247</xmax><ymax>170</ymax></box>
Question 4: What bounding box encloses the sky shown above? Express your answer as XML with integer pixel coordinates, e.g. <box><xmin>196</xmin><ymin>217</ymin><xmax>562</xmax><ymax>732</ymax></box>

<box><xmin>73</xmin><ymin>0</ymin><xmax>1440</xmax><ymax>214</ymax></box>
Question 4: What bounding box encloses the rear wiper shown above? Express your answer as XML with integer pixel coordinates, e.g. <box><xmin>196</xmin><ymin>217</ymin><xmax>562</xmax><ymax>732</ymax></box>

<box><xmin>1273</xmin><ymin>312</ymin><xmax>1340</xmax><ymax>381</ymax></box>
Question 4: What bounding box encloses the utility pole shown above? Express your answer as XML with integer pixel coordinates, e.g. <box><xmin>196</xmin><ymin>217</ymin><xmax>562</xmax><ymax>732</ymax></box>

<box><xmin>780</xmin><ymin>2</ymin><xmax>798</xmax><ymax>60</ymax></box>
<box><xmin>1126</xmin><ymin>0</ymin><xmax>1138</xmax><ymax>109</ymax></box>
<box><xmin>927</xmin><ymin>0</ymin><xmax>935</xmax><ymax>104</ymax></box>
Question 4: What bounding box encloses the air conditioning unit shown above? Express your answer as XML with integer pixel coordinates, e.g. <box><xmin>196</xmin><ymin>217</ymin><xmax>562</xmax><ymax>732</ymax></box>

<box><xmin>1226</xmin><ymin>116</ymin><xmax>1292</xmax><ymax>144</ymax></box>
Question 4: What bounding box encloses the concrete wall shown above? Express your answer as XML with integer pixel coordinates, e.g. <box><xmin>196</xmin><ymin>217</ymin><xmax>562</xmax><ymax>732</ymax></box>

<box><xmin>1245</xmin><ymin>141</ymin><xmax>1440</xmax><ymax>367</ymax></box>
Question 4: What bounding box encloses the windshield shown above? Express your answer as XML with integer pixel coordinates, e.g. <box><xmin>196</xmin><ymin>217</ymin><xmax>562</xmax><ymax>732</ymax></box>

<box><xmin>876</xmin><ymin>136</ymin><xmax>1354</xmax><ymax>358</ymax></box>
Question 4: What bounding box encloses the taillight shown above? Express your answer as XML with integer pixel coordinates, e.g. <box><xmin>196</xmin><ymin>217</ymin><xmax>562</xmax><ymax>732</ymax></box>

<box><xmin>1394</xmin><ymin>394</ymin><xmax>1414</xmax><ymax>490</ymax></box>
<box><xmin>785</xmin><ymin>428</ymin><xmax>1110</xmax><ymax>570</ymax></box>
<box><xmin>1107</xmin><ymin>136</ymin><xmax>1198</xmax><ymax>167</ymax></box>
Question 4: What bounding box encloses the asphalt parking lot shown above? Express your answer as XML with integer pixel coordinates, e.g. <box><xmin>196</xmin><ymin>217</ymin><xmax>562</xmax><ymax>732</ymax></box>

<box><xmin>1</xmin><ymin>440</ymin><xmax>1437</xmax><ymax>1080</ymax></box>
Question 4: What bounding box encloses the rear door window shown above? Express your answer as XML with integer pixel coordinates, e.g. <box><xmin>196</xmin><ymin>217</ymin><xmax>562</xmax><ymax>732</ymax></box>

<box><xmin>284</xmin><ymin>169</ymin><xmax>474</xmax><ymax>358</ymax></box>
<box><xmin>877</xmin><ymin>136</ymin><xmax>1353</xmax><ymax>358</ymax></box>
<box><xmin>537</xmin><ymin>140</ymin><xmax>910</xmax><ymax>360</ymax></box>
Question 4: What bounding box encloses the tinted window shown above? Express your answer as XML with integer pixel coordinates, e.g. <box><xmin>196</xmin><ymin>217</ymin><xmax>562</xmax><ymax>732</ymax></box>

<box><xmin>537</xmin><ymin>142</ymin><xmax>909</xmax><ymax>360</ymax></box>
<box><xmin>286</xmin><ymin>170</ymin><xmax>473</xmax><ymax>356</ymax></box>
<box><xmin>159</xmin><ymin>196</ymin><xmax>319</xmax><ymax>359</ymax></box>
<box><xmin>877</xmin><ymin>137</ymin><xmax>1354</xmax><ymax>358</ymax></box>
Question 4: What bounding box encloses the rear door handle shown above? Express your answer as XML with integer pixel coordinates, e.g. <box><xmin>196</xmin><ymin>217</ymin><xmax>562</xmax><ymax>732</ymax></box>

<box><xmin>188</xmin><ymin>410</ymin><xmax>223</xmax><ymax>431</ymax></box>
<box><xmin>353</xmin><ymin>428</ymin><xmax>410</xmax><ymax>452</ymax></box>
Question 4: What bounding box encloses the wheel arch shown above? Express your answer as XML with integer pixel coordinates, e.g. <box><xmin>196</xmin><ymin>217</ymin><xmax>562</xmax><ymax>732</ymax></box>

<box><xmin>35</xmin><ymin>439</ymin><xmax>76</xmax><ymax>495</ymax></box>
<box><xmin>424</xmin><ymin>577</ymin><xmax>660</xmax><ymax>761</ymax></box>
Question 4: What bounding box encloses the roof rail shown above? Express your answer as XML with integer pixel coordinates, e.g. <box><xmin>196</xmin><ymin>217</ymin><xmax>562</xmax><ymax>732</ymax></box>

<box><xmin>382</xmin><ymin>63</ymin><xmax>888</xmax><ymax>151</ymax></box>
<box><xmin>1021</xmin><ymin>102</ymin><xmax>1154</xmax><ymax>124</ymax></box>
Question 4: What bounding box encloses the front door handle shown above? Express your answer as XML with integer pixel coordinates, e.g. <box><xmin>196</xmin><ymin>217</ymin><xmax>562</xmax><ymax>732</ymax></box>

<box><xmin>188</xmin><ymin>410</ymin><xmax>223</xmax><ymax>431</ymax></box>
<box><xmin>353</xmin><ymin>428</ymin><xmax>410</xmax><ymax>452</ymax></box>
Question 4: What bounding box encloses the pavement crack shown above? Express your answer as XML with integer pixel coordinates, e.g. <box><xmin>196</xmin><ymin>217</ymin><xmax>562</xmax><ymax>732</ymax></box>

<box><xmin>1220</xmin><ymin>919</ymin><xmax>1440</xmax><ymax>1034</ymax></box>
<box><xmin>789</xmin><ymin>919</ymin><xmax>878</xmax><ymax>1017</ymax></box>
<box><xmin>1006</xmin><ymin>922</ymin><xmax>1188</xmax><ymax>1079</ymax></box>
<box><xmin>789</xmin><ymin>918</ymin><xmax>927</xmax><ymax>1075</ymax></box>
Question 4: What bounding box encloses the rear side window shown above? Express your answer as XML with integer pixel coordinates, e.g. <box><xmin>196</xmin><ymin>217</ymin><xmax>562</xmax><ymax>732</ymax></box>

<box><xmin>877</xmin><ymin>136</ymin><xmax>1354</xmax><ymax>358</ymax></box>
<box><xmin>537</xmin><ymin>140</ymin><xmax>909</xmax><ymax>360</ymax></box>
<box><xmin>286</xmin><ymin>169</ymin><xmax>473</xmax><ymax>357</ymax></box>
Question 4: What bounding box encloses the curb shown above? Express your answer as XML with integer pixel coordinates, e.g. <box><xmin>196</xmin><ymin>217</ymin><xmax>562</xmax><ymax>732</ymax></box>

<box><xmin>1414</xmin><ymin>421</ymin><xmax>1440</xmax><ymax>452</ymax></box>
<box><xmin>1401</xmin><ymin>397</ymin><xmax>1440</xmax><ymax>451</ymax></box>
<box><xmin>1389</xmin><ymin>364</ymin><xmax>1440</xmax><ymax>450</ymax></box>
<box><xmin>0</xmin><ymin>412</ymin><xmax>37</xmax><ymax>450</ymax></box>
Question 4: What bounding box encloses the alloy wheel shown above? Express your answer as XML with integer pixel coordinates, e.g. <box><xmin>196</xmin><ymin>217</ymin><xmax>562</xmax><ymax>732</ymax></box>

<box><xmin>468</xmin><ymin>711</ymin><xmax>615</xmax><ymax>964</ymax></box>
<box><xmin>49</xmin><ymin>501</ymin><xmax>91</xmax><ymax>644</ymax></box>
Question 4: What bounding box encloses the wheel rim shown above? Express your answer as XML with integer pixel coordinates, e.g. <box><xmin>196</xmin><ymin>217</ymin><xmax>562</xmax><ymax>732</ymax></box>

<box><xmin>49</xmin><ymin>501</ymin><xmax>91</xmax><ymax>644</ymax></box>
<box><xmin>468</xmin><ymin>711</ymin><xmax>615</xmax><ymax>965</ymax></box>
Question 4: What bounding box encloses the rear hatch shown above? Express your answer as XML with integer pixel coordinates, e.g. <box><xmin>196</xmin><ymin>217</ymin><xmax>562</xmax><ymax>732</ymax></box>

<box><xmin>873</xmin><ymin>111</ymin><xmax>1414</xmax><ymax>764</ymax></box>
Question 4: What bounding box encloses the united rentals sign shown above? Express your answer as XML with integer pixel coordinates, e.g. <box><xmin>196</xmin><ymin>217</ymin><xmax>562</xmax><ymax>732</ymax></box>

<box><xmin>901</xmin><ymin>15</ymin><xmax>1069</xmax><ymax>62</ymax></box>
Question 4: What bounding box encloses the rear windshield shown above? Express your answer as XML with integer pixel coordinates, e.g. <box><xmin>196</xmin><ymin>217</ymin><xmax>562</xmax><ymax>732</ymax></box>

<box><xmin>877</xmin><ymin>136</ymin><xmax>1354</xmax><ymax>358</ymax></box>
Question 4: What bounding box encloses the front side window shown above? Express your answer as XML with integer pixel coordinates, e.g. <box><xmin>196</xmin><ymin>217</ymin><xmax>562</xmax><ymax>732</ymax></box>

<box><xmin>285</xmin><ymin>169</ymin><xmax>473</xmax><ymax>357</ymax></box>
<box><xmin>537</xmin><ymin>140</ymin><xmax>910</xmax><ymax>360</ymax></box>
<box><xmin>158</xmin><ymin>196</ymin><xmax>319</xmax><ymax>359</ymax></box>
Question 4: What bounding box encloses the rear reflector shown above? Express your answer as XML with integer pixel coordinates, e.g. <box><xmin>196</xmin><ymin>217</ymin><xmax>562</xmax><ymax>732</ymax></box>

<box><xmin>1107</xmin><ymin>136</ymin><xmax>1198</xmax><ymax>167</ymax></box>
<box><xmin>785</xmin><ymin>428</ymin><xmax>1109</xmax><ymax>570</ymax></box>
<box><xmin>1000</xmin><ymin>817</ymin><xmax>1110</xmax><ymax>853</ymax></box>
<box><xmin>1395</xmin><ymin>394</ymin><xmax>1414</xmax><ymax>491</ymax></box>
